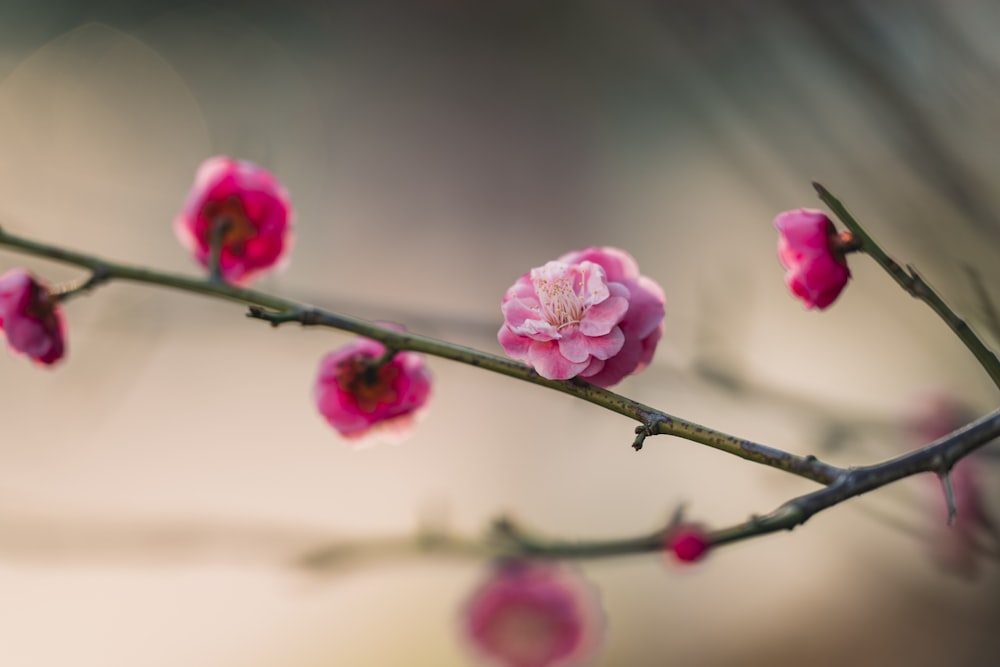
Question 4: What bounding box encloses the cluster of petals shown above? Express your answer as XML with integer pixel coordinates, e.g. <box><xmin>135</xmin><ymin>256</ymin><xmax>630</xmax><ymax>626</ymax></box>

<box><xmin>0</xmin><ymin>268</ymin><xmax>66</xmax><ymax>366</ymax></box>
<box><xmin>665</xmin><ymin>524</ymin><xmax>711</xmax><ymax>564</ymax></box>
<box><xmin>462</xmin><ymin>561</ymin><xmax>603</xmax><ymax>667</ymax></box>
<box><xmin>498</xmin><ymin>247</ymin><xmax>665</xmax><ymax>388</ymax></box>
<box><xmin>174</xmin><ymin>156</ymin><xmax>293</xmax><ymax>285</ymax></box>
<box><xmin>313</xmin><ymin>333</ymin><xmax>432</xmax><ymax>445</ymax></box>
<box><xmin>773</xmin><ymin>208</ymin><xmax>850</xmax><ymax>310</ymax></box>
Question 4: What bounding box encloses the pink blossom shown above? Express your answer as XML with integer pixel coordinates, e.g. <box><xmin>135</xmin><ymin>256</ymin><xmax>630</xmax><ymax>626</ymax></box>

<box><xmin>0</xmin><ymin>269</ymin><xmax>66</xmax><ymax>366</ymax></box>
<box><xmin>555</xmin><ymin>248</ymin><xmax>666</xmax><ymax>387</ymax></box>
<box><xmin>774</xmin><ymin>208</ymin><xmax>850</xmax><ymax>310</ymax></box>
<box><xmin>498</xmin><ymin>247</ymin><xmax>665</xmax><ymax>387</ymax></box>
<box><xmin>665</xmin><ymin>524</ymin><xmax>711</xmax><ymax>564</ymax></box>
<box><xmin>462</xmin><ymin>561</ymin><xmax>603</xmax><ymax>667</ymax></box>
<box><xmin>313</xmin><ymin>334</ymin><xmax>432</xmax><ymax>445</ymax></box>
<box><xmin>174</xmin><ymin>156</ymin><xmax>293</xmax><ymax>285</ymax></box>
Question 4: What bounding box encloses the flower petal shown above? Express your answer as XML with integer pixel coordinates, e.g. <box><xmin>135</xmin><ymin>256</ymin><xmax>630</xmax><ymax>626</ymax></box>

<box><xmin>557</xmin><ymin>328</ymin><xmax>591</xmax><ymax>363</ymax></box>
<box><xmin>528</xmin><ymin>340</ymin><xmax>588</xmax><ymax>380</ymax></box>
<box><xmin>579</xmin><ymin>295</ymin><xmax>628</xmax><ymax>336</ymax></box>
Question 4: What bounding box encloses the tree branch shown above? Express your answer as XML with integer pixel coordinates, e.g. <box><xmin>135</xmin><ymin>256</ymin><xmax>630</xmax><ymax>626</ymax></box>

<box><xmin>0</xmin><ymin>224</ymin><xmax>841</xmax><ymax>485</ymax></box>
<box><xmin>2</xmin><ymin>217</ymin><xmax>999</xmax><ymax>561</ymax></box>
<box><xmin>814</xmin><ymin>182</ymin><xmax>1000</xmax><ymax>391</ymax></box>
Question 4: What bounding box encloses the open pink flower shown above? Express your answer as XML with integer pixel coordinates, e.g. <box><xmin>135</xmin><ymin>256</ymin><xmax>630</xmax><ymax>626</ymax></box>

<box><xmin>556</xmin><ymin>247</ymin><xmax>666</xmax><ymax>387</ymax></box>
<box><xmin>174</xmin><ymin>156</ymin><xmax>293</xmax><ymax>285</ymax></box>
<box><xmin>0</xmin><ymin>269</ymin><xmax>66</xmax><ymax>366</ymax></box>
<box><xmin>313</xmin><ymin>333</ymin><xmax>432</xmax><ymax>445</ymax></box>
<box><xmin>498</xmin><ymin>247</ymin><xmax>665</xmax><ymax>387</ymax></box>
<box><xmin>462</xmin><ymin>561</ymin><xmax>603</xmax><ymax>667</ymax></box>
<box><xmin>774</xmin><ymin>209</ymin><xmax>850</xmax><ymax>310</ymax></box>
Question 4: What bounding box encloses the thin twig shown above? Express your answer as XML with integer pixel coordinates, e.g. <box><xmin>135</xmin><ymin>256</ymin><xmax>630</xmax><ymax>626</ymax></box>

<box><xmin>710</xmin><ymin>407</ymin><xmax>1000</xmax><ymax>547</ymax></box>
<box><xmin>0</xmin><ymin>225</ymin><xmax>843</xmax><ymax>483</ymax></box>
<box><xmin>814</xmin><ymin>182</ymin><xmax>1000</xmax><ymax>391</ymax></box>
<box><xmin>962</xmin><ymin>263</ymin><xmax>1000</xmax><ymax>344</ymax></box>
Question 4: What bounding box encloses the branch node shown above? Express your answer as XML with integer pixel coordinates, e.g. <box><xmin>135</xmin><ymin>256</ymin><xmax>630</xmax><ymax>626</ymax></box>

<box><xmin>245</xmin><ymin>305</ymin><xmax>285</xmax><ymax>327</ymax></box>
<box><xmin>905</xmin><ymin>264</ymin><xmax>931</xmax><ymax>298</ymax></box>
<box><xmin>632</xmin><ymin>413</ymin><xmax>667</xmax><ymax>451</ymax></box>
<box><xmin>825</xmin><ymin>468</ymin><xmax>855</xmax><ymax>494</ymax></box>
<box><xmin>301</xmin><ymin>308</ymin><xmax>322</xmax><ymax>326</ymax></box>
<box><xmin>632</xmin><ymin>425</ymin><xmax>648</xmax><ymax>451</ymax></box>
<box><xmin>52</xmin><ymin>265</ymin><xmax>113</xmax><ymax>302</ymax></box>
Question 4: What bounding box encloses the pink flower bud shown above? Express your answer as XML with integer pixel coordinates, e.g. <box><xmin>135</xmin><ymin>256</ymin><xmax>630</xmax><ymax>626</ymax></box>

<box><xmin>313</xmin><ymin>334</ymin><xmax>432</xmax><ymax>445</ymax></box>
<box><xmin>174</xmin><ymin>156</ymin><xmax>293</xmax><ymax>285</ymax></box>
<box><xmin>462</xmin><ymin>561</ymin><xmax>603</xmax><ymax>667</ymax></box>
<box><xmin>0</xmin><ymin>269</ymin><xmax>66</xmax><ymax>366</ymax></box>
<box><xmin>666</xmin><ymin>525</ymin><xmax>711</xmax><ymax>564</ymax></box>
<box><xmin>773</xmin><ymin>209</ymin><xmax>850</xmax><ymax>310</ymax></box>
<box><xmin>498</xmin><ymin>247</ymin><xmax>665</xmax><ymax>387</ymax></box>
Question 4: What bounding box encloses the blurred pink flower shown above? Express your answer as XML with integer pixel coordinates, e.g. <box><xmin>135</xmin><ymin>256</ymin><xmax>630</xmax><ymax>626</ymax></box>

<box><xmin>0</xmin><ymin>269</ymin><xmax>66</xmax><ymax>366</ymax></box>
<box><xmin>498</xmin><ymin>247</ymin><xmax>665</xmax><ymax>387</ymax></box>
<box><xmin>313</xmin><ymin>334</ymin><xmax>432</xmax><ymax>445</ymax></box>
<box><xmin>904</xmin><ymin>392</ymin><xmax>998</xmax><ymax>578</ymax></box>
<box><xmin>665</xmin><ymin>524</ymin><xmax>711</xmax><ymax>564</ymax></box>
<box><xmin>174</xmin><ymin>156</ymin><xmax>293</xmax><ymax>285</ymax></box>
<box><xmin>933</xmin><ymin>460</ymin><xmax>997</xmax><ymax>578</ymax></box>
<box><xmin>462</xmin><ymin>561</ymin><xmax>603</xmax><ymax>667</ymax></box>
<box><xmin>774</xmin><ymin>208</ymin><xmax>850</xmax><ymax>310</ymax></box>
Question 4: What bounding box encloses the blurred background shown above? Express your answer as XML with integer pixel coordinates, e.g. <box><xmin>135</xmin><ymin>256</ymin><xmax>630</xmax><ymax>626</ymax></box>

<box><xmin>0</xmin><ymin>1</ymin><xmax>999</xmax><ymax>665</ymax></box>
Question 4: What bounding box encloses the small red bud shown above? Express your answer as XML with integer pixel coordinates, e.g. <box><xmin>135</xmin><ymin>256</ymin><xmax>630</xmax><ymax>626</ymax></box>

<box><xmin>667</xmin><ymin>525</ymin><xmax>711</xmax><ymax>564</ymax></box>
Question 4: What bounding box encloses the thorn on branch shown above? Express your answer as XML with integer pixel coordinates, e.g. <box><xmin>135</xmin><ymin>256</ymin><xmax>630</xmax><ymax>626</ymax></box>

<box><xmin>489</xmin><ymin>516</ymin><xmax>538</xmax><ymax>555</ymax></box>
<box><xmin>666</xmin><ymin>504</ymin><xmax>687</xmax><ymax>530</ymax></box>
<box><xmin>492</xmin><ymin>516</ymin><xmax>515</xmax><ymax>537</ymax></box>
<box><xmin>937</xmin><ymin>469</ymin><xmax>958</xmax><ymax>527</ymax></box>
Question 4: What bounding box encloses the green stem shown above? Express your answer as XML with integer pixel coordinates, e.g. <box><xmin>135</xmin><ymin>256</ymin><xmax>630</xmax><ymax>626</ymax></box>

<box><xmin>814</xmin><ymin>182</ymin><xmax>1000</xmax><ymax>391</ymax></box>
<box><xmin>208</xmin><ymin>218</ymin><xmax>231</xmax><ymax>283</ymax></box>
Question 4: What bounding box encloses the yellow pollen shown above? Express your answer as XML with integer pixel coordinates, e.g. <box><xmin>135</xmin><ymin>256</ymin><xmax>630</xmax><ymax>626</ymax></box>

<box><xmin>533</xmin><ymin>272</ymin><xmax>584</xmax><ymax>329</ymax></box>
